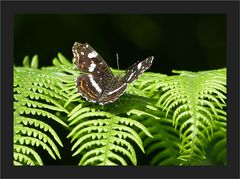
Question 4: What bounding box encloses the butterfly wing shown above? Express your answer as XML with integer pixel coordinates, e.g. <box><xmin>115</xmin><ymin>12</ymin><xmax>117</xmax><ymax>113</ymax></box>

<box><xmin>98</xmin><ymin>77</ymin><xmax>128</xmax><ymax>105</ymax></box>
<box><xmin>72</xmin><ymin>42</ymin><xmax>114</xmax><ymax>79</ymax></box>
<box><xmin>122</xmin><ymin>56</ymin><xmax>154</xmax><ymax>83</ymax></box>
<box><xmin>98</xmin><ymin>56</ymin><xmax>153</xmax><ymax>104</ymax></box>
<box><xmin>76</xmin><ymin>74</ymin><xmax>107</xmax><ymax>103</ymax></box>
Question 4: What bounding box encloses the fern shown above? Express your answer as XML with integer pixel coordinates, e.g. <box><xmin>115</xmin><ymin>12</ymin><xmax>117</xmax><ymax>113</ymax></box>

<box><xmin>67</xmin><ymin>105</ymin><xmax>152</xmax><ymax>165</ymax></box>
<box><xmin>65</xmin><ymin>92</ymin><xmax>156</xmax><ymax>166</ymax></box>
<box><xmin>14</xmin><ymin>55</ymin><xmax>69</xmax><ymax>165</ymax></box>
<box><xmin>141</xmin><ymin>69</ymin><xmax>226</xmax><ymax>164</ymax></box>
<box><xmin>139</xmin><ymin>117</ymin><xmax>181</xmax><ymax>165</ymax></box>
<box><xmin>50</xmin><ymin>55</ymin><xmax>157</xmax><ymax>165</ymax></box>
<box><xmin>206</xmin><ymin>107</ymin><xmax>226</xmax><ymax>165</ymax></box>
<box><xmin>14</xmin><ymin>53</ymin><xmax>226</xmax><ymax>166</ymax></box>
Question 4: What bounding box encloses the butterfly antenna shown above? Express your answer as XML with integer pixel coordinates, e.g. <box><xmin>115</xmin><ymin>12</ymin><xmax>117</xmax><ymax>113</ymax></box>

<box><xmin>116</xmin><ymin>53</ymin><xmax>120</xmax><ymax>70</ymax></box>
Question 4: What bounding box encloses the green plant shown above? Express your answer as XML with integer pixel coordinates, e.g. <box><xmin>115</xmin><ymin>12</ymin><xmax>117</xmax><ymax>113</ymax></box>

<box><xmin>13</xmin><ymin>54</ymin><xmax>226</xmax><ymax>166</ymax></box>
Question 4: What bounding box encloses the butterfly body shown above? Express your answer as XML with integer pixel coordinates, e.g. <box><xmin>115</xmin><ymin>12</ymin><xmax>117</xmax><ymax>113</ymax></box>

<box><xmin>72</xmin><ymin>42</ymin><xmax>153</xmax><ymax>105</ymax></box>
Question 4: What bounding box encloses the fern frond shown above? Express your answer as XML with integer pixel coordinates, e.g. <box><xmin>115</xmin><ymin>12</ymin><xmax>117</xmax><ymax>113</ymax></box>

<box><xmin>14</xmin><ymin>152</ymin><xmax>36</xmax><ymax>166</ymax></box>
<box><xmin>127</xmin><ymin>72</ymin><xmax>167</xmax><ymax>98</ymax></box>
<box><xmin>67</xmin><ymin>104</ymin><xmax>153</xmax><ymax>166</ymax></box>
<box><xmin>15</xmin><ymin>106</ymin><xmax>67</xmax><ymax>127</ymax></box>
<box><xmin>14</xmin><ymin>53</ymin><xmax>226</xmax><ymax>166</ymax></box>
<box><xmin>22</xmin><ymin>55</ymin><xmax>39</xmax><ymax>68</ymax></box>
<box><xmin>16</xmin><ymin>116</ymin><xmax>63</xmax><ymax>146</ymax></box>
<box><xmin>14</xmin><ymin>144</ymin><xmax>43</xmax><ymax>165</ymax></box>
<box><xmin>16</xmin><ymin>136</ymin><xmax>58</xmax><ymax>159</ymax></box>
<box><xmin>156</xmin><ymin>69</ymin><xmax>226</xmax><ymax>164</ymax></box>
<box><xmin>206</xmin><ymin>108</ymin><xmax>226</xmax><ymax>165</ymax></box>
<box><xmin>14</xmin><ymin>55</ymin><xmax>69</xmax><ymax>165</ymax></box>
<box><xmin>209</xmin><ymin>130</ymin><xmax>226</xmax><ymax>165</ymax></box>
<box><xmin>140</xmin><ymin>116</ymin><xmax>181</xmax><ymax>165</ymax></box>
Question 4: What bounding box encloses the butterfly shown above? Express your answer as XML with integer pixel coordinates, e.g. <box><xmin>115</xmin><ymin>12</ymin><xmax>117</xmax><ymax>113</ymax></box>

<box><xmin>72</xmin><ymin>42</ymin><xmax>154</xmax><ymax>105</ymax></box>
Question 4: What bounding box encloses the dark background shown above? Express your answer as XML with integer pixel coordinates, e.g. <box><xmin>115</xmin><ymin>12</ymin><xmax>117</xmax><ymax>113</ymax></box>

<box><xmin>14</xmin><ymin>14</ymin><xmax>226</xmax><ymax>75</ymax></box>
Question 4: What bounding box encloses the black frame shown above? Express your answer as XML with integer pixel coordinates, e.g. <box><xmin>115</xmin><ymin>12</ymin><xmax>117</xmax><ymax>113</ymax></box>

<box><xmin>1</xmin><ymin>1</ymin><xmax>239</xmax><ymax>179</ymax></box>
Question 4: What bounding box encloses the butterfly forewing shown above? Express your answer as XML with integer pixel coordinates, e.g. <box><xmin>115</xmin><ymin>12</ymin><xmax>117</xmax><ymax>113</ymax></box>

<box><xmin>122</xmin><ymin>56</ymin><xmax>154</xmax><ymax>83</ymax></box>
<box><xmin>72</xmin><ymin>42</ymin><xmax>114</xmax><ymax>79</ymax></box>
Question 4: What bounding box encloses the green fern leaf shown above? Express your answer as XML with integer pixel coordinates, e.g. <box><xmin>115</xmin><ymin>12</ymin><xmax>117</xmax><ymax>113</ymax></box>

<box><xmin>14</xmin><ymin>144</ymin><xmax>43</xmax><ymax>165</ymax></box>
<box><xmin>140</xmin><ymin>117</ymin><xmax>180</xmax><ymax>165</ymax></box>
<box><xmin>14</xmin><ymin>53</ymin><xmax>226</xmax><ymax>166</ymax></box>
<box><xmin>67</xmin><ymin>104</ymin><xmax>152</xmax><ymax>166</ymax></box>
<box><xmin>14</xmin><ymin>55</ymin><xmax>69</xmax><ymax>165</ymax></box>
<box><xmin>16</xmin><ymin>116</ymin><xmax>63</xmax><ymax>146</ymax></box>
<box><xmin>156</xmin><ymin>69</ymin><xmax>226</xmax><ymax>164</ymax></box>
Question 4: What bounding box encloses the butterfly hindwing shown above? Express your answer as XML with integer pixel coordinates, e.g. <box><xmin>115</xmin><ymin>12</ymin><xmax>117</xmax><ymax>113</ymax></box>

<box><xmin>98</xmin><ymin>77</ymin><xmax>128</xmax><ymax>105</ymax></box>
<box><xmin>76</xmin><ymin>74</ymin><xmax>104</xmax><ymax>103</ymax></box>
